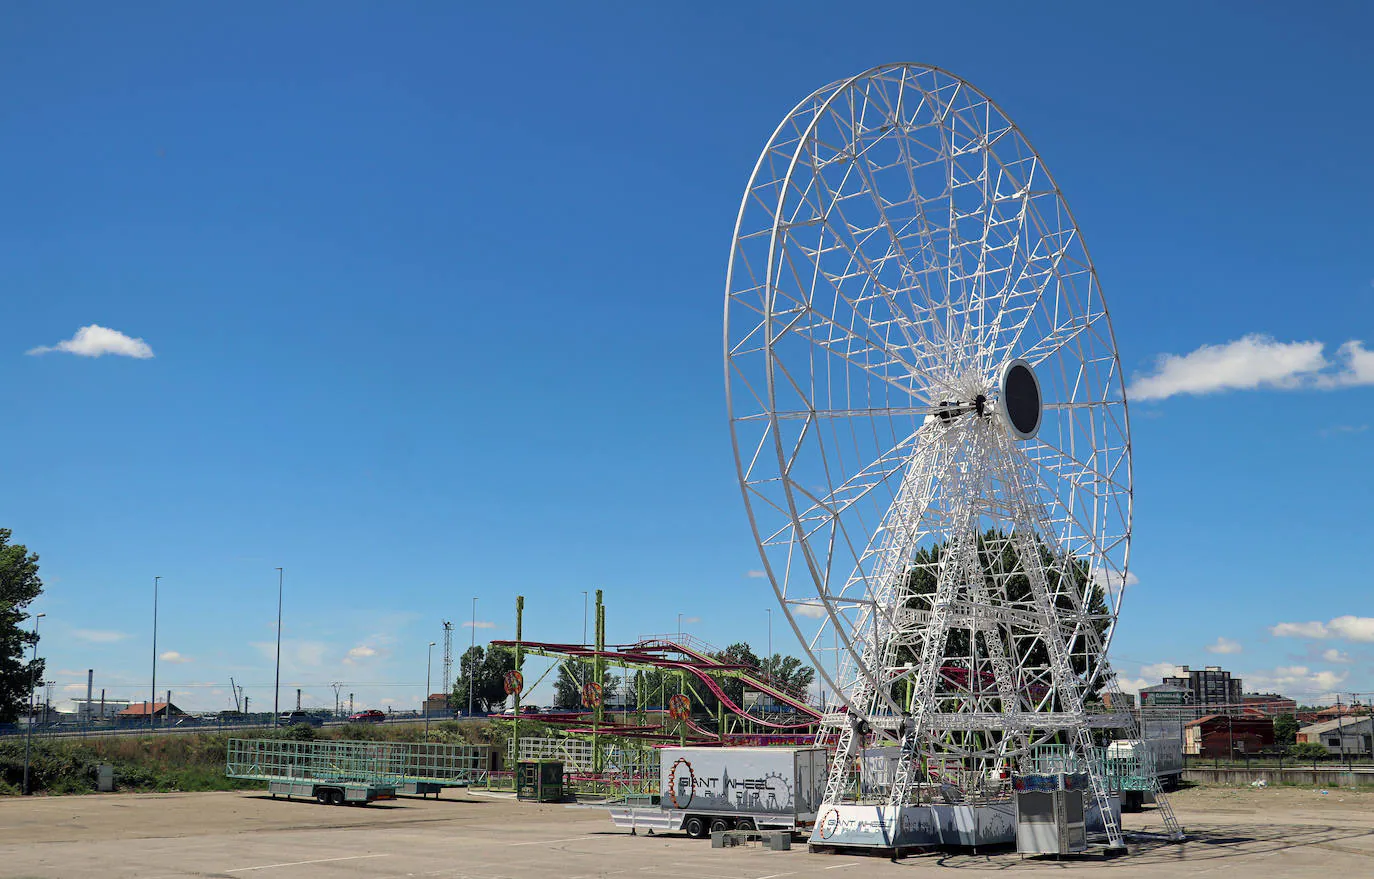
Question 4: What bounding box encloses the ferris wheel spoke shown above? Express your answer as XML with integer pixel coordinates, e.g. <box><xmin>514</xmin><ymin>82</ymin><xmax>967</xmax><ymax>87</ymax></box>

<box><xmin>811</xmin><ymin>97</ymin><xmax>957</xmax><ymax>378</ymax></box>
<box><xmin>771</xmin><ymin>246</ymin><xmax>944</xmax><ymax>403</ymax></box>
<box><xmin>738</xmin><ymin>405</ymin><xmax>940</xmax><ymax>422</ymax></box>
<box><xmin>784</xmin><ymin>166</ymin><xmax>953</xmax><ymax>393</ymax></box>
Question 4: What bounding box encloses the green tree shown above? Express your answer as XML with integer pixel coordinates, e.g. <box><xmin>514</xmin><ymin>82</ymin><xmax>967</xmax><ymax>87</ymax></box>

<box><xmin>1288</xmin><ymin>741</ymin><xmax>1328</xmax><ymax>761</ymax></box>
<box><xmin>1</xmin><ymin>529</ymin><xmax>45</xmax><ymax>724</ymax></box>
<box><xmin>452</xmin><ymin>645</ymin><xmax>523</xmax><ymax>714</ymax></box>
<box><xmin>452</xmin><ymin>645</ymin><xmax>485</xmax><ymax>715</ymax></box>
<box><xmin>897</xmin><ymin>531</ymin><xmax>1114</xmax><ymax>708</ymax></box>
<box><xmin>713</xmin><ymin>642</ymin><xmax>761</xmax><ymax>709</ymax></box>
<box><xmin>761</xmin><ymin>653</ymin><xmax>816</xmax><ymax>700</ymax></box>
<box><xmin>1273</xmin><ymin>713</ymin><xmax>1299</xmax><ymax>747</ymax></box>
<box><xmin>553</xmin><ymin>661</ymin><xmax>585</xmax><ymax>710</ymax></box>
<box><xmin>632</xmin><ymin>667</ymin><xmax>672</xmax><ymax>709</ymax></box>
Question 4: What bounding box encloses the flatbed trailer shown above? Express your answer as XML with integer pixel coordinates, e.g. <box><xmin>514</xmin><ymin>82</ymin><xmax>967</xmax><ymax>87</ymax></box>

<box><xmin>266</xmin><ymin>778</ymin><xmax>397</xmax><ymax>805</ymax></box>
<box><xmin>227</xmin><ymin>738</ymin><xmax>404</xmax><ymax>806</ymax></box>
<box><xmin>226</xmin><ymin>738</ymin><xmax>490</xmax><ymax>803</ymax></box>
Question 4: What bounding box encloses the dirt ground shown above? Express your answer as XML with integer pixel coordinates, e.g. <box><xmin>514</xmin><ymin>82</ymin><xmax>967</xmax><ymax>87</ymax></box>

<box><xmin>0</xmin><ymin>785</ymin><xmax>1370</xmax><ymax>878</ymax></box>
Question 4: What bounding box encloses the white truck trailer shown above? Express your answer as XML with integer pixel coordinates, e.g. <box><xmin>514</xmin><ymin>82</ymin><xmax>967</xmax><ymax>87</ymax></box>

<box><xmin>607</xmin><ymin>746</ymin><xmax>828</xmax><ymax>838</ymax></box>
<box><xmin>1107</xmin><ymin>738</ymin><xmax>1183</xmax><ymax>787</ymax></box>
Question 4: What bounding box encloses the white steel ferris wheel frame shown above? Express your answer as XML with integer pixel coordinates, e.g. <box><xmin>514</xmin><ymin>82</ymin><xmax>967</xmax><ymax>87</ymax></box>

<box><xmin>725</xmin><ymin>64</ymin><xmax>1140</xmax><ymax>808</ymax></box>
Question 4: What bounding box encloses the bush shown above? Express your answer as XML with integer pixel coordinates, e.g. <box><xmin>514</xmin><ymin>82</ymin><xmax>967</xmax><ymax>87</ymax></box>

<box><xmin>1288</xmin><ymin>742</ymin><xmax>1329</xmax><ymax>760</ymax></box>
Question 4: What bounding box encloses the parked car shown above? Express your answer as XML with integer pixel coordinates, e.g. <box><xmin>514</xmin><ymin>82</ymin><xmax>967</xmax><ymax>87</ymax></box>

<box><xmin>348</xmin><ymin>709</ymin><xmax>386</xmax><ymax>723</ymax></box>
<box><xmin>278</xmin><ymin>710</ymin><xmax>323</xmax><ymax>727</ymax></box>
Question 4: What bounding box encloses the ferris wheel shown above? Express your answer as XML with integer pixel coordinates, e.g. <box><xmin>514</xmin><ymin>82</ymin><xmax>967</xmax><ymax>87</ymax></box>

<box><xmin>725</xmin><ymin>64</ymin><xmax>1176</xmax><ymax>844</ymax></box>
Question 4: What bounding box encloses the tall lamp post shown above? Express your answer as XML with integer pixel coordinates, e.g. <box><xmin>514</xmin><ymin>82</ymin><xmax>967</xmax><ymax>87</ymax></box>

<box><xmin>467</xmin><ymin>598</ymin><xmax>477</xmax><ymax>717</ymax></box>
<box><xmin>766</xmin><ymin>607</ymin><xmax>772</xmax><ymax>682</ymax></box>
<box><xmin>273</xmin><ymin>567</ymin><xmax>283</xmax><ymax>728</ymax></box>
<box><xmin>581</xmin><ymin>590</ymin><xmax>589</xmax><ymax>687</ymax></box>
<box><xmin>425</xmin><ymin>641</ymin><xmax>437</xmax><ymax>734</ymax></box>
<box><xmin>21</xmin><ymin>613</ymin><xmax>45</xmax><ymax>795</ymax></box>
<box><xmin>150</xmin><ymin>577</ymin><xmax>161</xmax><ymax>732</ymax></box>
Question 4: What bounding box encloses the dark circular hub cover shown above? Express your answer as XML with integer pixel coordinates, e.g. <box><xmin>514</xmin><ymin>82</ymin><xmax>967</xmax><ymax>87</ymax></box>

<box><xmin>1000</xmin><ymin>360</ymin><xmax>1041</xmax><ymax>439</ymax></box>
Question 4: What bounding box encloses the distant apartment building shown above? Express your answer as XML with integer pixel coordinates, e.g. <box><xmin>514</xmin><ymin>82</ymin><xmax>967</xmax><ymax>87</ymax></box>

<box><xmin>1162</xmin><ymin>665</ymin><xmax>1243</xmax><ymax>714</ymax></box>
<box><xmin>1241</xmin><ymin>693</ymin><xmax>1297</xmax><ymax>716</ymax></box>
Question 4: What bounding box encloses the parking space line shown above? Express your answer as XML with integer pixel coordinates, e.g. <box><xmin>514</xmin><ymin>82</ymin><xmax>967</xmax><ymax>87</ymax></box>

<box><xmin>507</xmin><ymin>834</ymin><xmax>599</xmax><ymax>846</ymax></box>
<box><xmin>225</xmin><ymin>854</ymin><xmax>388</xmax><ymax>872</ymax></box>
<box><xmin>823</xmin><ymin>864</ymin><xmax>860</xmax><ymax>870</ymax></box>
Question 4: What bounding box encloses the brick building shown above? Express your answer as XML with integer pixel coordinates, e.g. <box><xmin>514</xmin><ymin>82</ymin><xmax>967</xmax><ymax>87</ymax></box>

<box><xmin>1184</xmin><ymin>714</ymin><xmax>1275</xmax><ymax>757</ymax></box>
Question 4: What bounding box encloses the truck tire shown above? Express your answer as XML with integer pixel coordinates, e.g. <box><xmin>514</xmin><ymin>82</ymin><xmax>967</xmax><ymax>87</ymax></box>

<box><xmin>683</xmin><ymin>815</ymin><xmax>708</xmax><ymax>839</ymax></box>
<box><xmin>315</xmin><ymin>789</ymin><xmax>331</xmax><ymax>805</ymax></box>
<box><xmin>735</xmin><ymin>818</ymin><xmax>755</xmax><ymax>831</ymax></box>
<box><xmin>709</xmin><ymin>818</ymin><xmax>731</xmax><ymax>834</ymax></box>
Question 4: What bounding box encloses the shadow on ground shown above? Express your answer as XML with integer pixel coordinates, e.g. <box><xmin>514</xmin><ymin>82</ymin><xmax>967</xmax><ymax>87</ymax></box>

<box><xmin>918</xmin><ymin>823</ymin><xmax>1374</xmax><ymax>870</ymax></box>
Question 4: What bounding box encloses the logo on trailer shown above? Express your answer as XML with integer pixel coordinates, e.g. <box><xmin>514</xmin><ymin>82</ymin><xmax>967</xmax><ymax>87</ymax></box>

<box><xmin>818</xmin><ymin>808</ymin><xmax>841</xmax><ymax>839</ymax></box>
<box><xmin>666</xmin><ymin>757</ymin><xmax>696</xmax><ymax>809</ymax></box>
<box><xmin>503</xmin><ymin>670</ymin><xmax>524</xmax><ymax>696</ymax></box>
<box><xmin>668</xmin><ymin>693</ymin><xmax>691</xmax><ymax>721</ymax></box>
<box><xmin>581</xmin><ymin>681</ymin><xmax>603</xmax><ymax>709</ymax></box>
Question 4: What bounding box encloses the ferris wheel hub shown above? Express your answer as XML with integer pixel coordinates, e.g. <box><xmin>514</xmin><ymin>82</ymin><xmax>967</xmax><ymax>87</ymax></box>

<box><xmin>997</xmin><ymin>359</ymin><xmax>1043</xmax><ymax>440</ymax></box>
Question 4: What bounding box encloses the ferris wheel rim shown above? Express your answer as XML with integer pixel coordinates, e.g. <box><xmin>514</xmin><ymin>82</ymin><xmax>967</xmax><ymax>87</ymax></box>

<box><xmin>725</xmin><ymin>63</ymin><xmax>1134</xmax><ymax>717</ymax></box>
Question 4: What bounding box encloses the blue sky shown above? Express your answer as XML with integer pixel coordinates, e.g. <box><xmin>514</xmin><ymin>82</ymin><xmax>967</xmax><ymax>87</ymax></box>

<box><xmin>4</xmin><ymin>2</ymin><xmax>1371</xmax><ymax>713</ymax></box>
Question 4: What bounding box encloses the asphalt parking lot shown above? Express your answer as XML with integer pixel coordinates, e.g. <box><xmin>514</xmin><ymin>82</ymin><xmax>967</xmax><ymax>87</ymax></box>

<box><xmin>0</xmin><ymin>786</ymin><xmax>1371</xmax><ymax>878</ymax></box>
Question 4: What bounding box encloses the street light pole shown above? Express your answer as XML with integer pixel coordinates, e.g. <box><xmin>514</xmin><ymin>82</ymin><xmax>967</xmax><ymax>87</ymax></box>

<box><xmin>22</xmin><ymin>613</ymin><xmax>45</xmax><ymax>795</ymax></box>
<box><xmin>468</xmin><ymin>597</ymin><xmax>477</xmax><ymax>717</ymax></box>
<box><xmin>766</xmin><ymin>607</ymin><xmax>772</xmax><ymax>681</ymax></box>
<box><xmin>150</xmin><ymin>577</ymin><xmax>160</xmax><ymax>732</ymax></box>
<box><xmin>273</xmin><ymin>567</ymin><xmax>284</xmax><ymax>728</ymax></box>
<box><xmin>677</xmin><ymin>613</ymin><xmax>683</xmax><ymax>644</ymax></box>
<box><xmin>581</xmin><ymin>590</ymin><xmax>589</xmax><ymax>688</ymax></box>
<box><xmin>426</xmin><ymin>641</ymin><xmax>436</xmax><ymax>735</ymax></box>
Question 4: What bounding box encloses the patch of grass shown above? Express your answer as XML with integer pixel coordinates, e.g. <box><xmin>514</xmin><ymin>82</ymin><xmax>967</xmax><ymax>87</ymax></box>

<box><xmin>0</xmin><ymin>720</ymin><xmax>505</xmax><ymax>797</ymax></box>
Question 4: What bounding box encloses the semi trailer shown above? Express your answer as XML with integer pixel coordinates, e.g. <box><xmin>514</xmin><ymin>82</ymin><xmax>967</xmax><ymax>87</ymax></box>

<box><xmin>607</xmin><ymin>746</ymin><xmax>828</xmax><ymax>838</ymax></box>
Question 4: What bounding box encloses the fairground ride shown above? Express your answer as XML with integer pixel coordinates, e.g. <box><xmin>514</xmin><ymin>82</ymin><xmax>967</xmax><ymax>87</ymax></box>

<box><xmin>725</xmin><ymin>63</ymin><xmax>1184</xmax><ymax>851</ymax></box>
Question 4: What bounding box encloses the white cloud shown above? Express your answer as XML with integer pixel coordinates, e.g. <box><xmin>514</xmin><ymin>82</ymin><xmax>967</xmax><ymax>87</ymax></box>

<box><xmin>27</xmin><ymin>324</ymin><xmax>155</xmax><ymax>359</ymax></box>
<box><xmin>683</xmin><ymin>616</ymin><xmax>701</xmax><ymax>624</ymax></box>
<box><xmin>1116</xmin><ymin>677</ymin><xmax>1151</xmax><ymax>695</ymax></box>
<box><xmin>73</xmin><ymin>629</ymin><xmax>130</xmax><ymax>643</ymax></box>
<box><xmin>342</xmin><ymin>644</ymin><xmax>384</xmax><ymax>666</ymax></box>
<box><xmin>746</xmin><ymin>570</ymin><xmax>767</xmax><ymax>579</ymax></box>
<box><xmin>462</xmin><ymin>620</ymin><xmax>496</xmax><ymax>629</ymax></box>
<box><xmin>1092</xmin><ymin>568</ymin><xmax>1139</xmax><ymax>590</ymax></box>
<box><xmin>1139</xmin><ymin>661</ymin><xmax>1181</xmax><ymax>681</ymax></box>
<box><xmin>159</xmin><ymin>651</ymin><xmax>191</xmax><ymax>664</ymax></box>
<box><xmin>1316</xmin><ymin>341</ymin><xmax>1374</xmax><ymax>389</ymax></box>
<box><xmin>1128</xmin><ymin>335</ymin><xmax>1374</xmax><ymax>401</ymax></box>
<box><xmin>791</xmin><ymin>603</ymin><xmax>828</xmax><ymax>619</ymax></box>
<box><xmin>1245</xmin><ymin>665</ymin><xmax>1348</xmax><ymax>699</ymax></box>
<box><xmin>1319</xmin><ymin>424</ymin><xmax>1369</xmax><ymax>437</ymax></box>
<box><xmin>1271</xmin><ymin>616</ymin><xmax>1374</xmax><ymax>643</ymax></box>
<box><xmin>1322</xmin><ymin>649</ymin><xmax>1352</xmax><ymax>664</ymax></box>
<box><xmin>1206</xmin><ymin>637</ymin><xmax>1242</xmax><ymax>655</ymax></box>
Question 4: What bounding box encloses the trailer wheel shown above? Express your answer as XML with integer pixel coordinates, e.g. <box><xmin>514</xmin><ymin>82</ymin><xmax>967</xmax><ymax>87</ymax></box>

<box><xmin>735</xmin><ymin>818</ymin><xmax>755</xmax><ymax>831</ymax></box>
<box><xmin>709</xmin><ymin>818</ymin><xmax>731</xmax><ymax>834</ymax></box>
<box><xmin>683</xmin><ymin>815</ymin><xmax>708</xmax><ymax>839</ymax></box>
<box><xmin>315</xmin><ymin>789</ymin><xmax>331</xmax><ymax>805</ymax></box>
